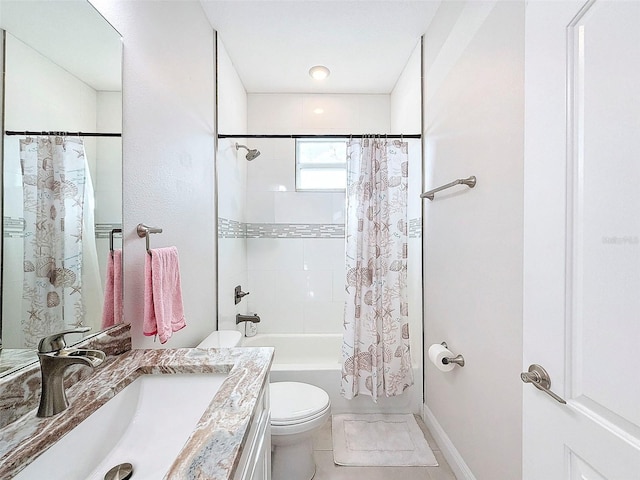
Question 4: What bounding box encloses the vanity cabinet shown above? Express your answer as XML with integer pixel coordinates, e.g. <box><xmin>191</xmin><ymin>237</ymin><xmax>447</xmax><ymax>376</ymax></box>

<box><xmin>234</xmin><ymin>377</ymin><xmax>271</xmax><ymax>480</ymax></box>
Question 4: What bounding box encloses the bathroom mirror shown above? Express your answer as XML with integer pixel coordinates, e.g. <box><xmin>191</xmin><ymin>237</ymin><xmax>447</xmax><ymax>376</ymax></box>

<box><xmin>0</xmin><ymin>0</ymin><xmax>123</xmax><ymax>376</ymax></box>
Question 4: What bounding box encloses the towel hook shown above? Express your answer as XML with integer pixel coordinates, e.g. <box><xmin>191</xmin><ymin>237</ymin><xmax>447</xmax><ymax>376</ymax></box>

<box><xmin>136</xmin><ymin>223</ymin><xmax>163</xmax><ymax>255</ymax></box>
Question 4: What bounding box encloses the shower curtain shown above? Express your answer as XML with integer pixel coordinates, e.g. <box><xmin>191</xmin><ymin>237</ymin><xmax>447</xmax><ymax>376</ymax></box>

<box><xmin>341</xmin><ymin>137</ymin><xmax>413</xmax><ymax>402</ymax></box>
<box><xmin>20</xmin><ymin>136</ymin><xmax>101</xmax><ymax>346</ymax></box>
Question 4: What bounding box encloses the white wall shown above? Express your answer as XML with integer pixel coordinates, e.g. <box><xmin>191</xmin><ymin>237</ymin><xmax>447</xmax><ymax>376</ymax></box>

<box><xmin>217</xmin><ymin>38</ymin><xmax>247</xmax><ymax>136</ymax></box>
<box><xmin>91</xmin><ymin>0</ymin><xmax>217</xmax><ymax>348</ymax></box>
<box><xmin>390</xmin><ymin>40</ymin><xmax>422</xmax><ymax>134</ymax></box>
<box><xmin>421</xmin><ymin>2</ymin><xmax>524</xmax><ymax>479</ymax></box>
<box><xmin>248</xmin><ymin>94</ymin><xmax>389</xmax><ymax>135</ymax></box>
<box><xmin>389</xmin><ymin>43</ymin><xmax>424</xmax><ymax>404</ymax></box>
<box><xmin>216</xmin><ymin>38</ymin><xmax>249</xmax><ymax>331</ymax></box>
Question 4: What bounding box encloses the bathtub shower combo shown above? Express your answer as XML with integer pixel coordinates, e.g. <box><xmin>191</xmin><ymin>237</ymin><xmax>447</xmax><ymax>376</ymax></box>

<box><xmin>217</xmin><ymin>136</ymin><xmax>423</xmax><ymax>411</ymax></box>
<box><xmin>241</xmin><ymin>333</ymin><xmax>422</xmax><ymax>415</ymax></box>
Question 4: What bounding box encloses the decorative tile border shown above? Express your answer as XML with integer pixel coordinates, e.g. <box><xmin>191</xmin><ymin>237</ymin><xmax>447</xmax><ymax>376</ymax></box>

<box><xmin>219</xmin><ymin>217</ymin><xmax>345</xmax><ymax>239</ymax></box>
<box><xmin>409</xmin><ymin>218</ymin><xmax>422</xmax><ymax>238</ymax></box>
<box><xmin>3</xmin><ymin>217</ymin><xmax>122</xmax><ymax>239</ymax></box>
<box><xmin>219</xmin><ymin>217</ymin><xmax>422</xmax><ymax>239</ymax></box>
<box><xmin>95</xmin><ymin>223</ymin><xmax>123</xmax><ymax>239</ymax></box>
<box><xmin>2</xmin><ymin>216</ymin><xmax>24</xmax><ymax>238</ymax></box>
<box><xmin>5</xmin><ymin>215</ymin><xmax>419</xmax><ymax>241</ymax></box>
<box><xmin>218</xmin><ymin>218</ymin><xmax>246</xmax><ymax>238</ymax></box>
<box><xmin>246</xmin><ymin>223</ymin><xmax>345</xmax><ymax>238</ymax></box>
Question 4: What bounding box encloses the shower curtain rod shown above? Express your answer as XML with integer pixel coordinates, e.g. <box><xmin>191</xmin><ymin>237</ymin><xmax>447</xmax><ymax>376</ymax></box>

<box><xmin>5</xmin><ymin>130</ymin><xmax>121</xmax><ymax>137</ymax></box>
<box><xmin>217</xmin><ymin>133</ymin><xmax>421</xmax><ymax>139</ymax></box>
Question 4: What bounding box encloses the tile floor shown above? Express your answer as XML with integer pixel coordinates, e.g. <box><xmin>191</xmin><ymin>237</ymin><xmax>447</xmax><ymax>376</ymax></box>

<box><xmin>310</xmin><ymin>415</ymin><xmax>457</xmax><ymax>480</ymax></box>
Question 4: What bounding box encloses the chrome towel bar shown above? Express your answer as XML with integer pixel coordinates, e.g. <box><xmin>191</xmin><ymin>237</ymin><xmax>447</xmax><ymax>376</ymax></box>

<box><xmin>136</xmin><ymin>223</ymin><xmax>163</xmax><ymax>255</ymax></box>
<box><xmin>421</xmin><ymin>176</ymin><xmax>477</xmax><ymax>201</ymax></box>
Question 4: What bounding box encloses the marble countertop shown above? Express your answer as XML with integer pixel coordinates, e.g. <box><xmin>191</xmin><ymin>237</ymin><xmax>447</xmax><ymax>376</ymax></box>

<box><xmin>0</xmin><ymin>346</ymin><xmax>274</xmax><ymax>479</ymax></box>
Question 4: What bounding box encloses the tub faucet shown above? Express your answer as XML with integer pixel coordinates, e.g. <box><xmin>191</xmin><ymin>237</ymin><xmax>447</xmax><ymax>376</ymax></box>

<box><xmin>236</xmin><ymin>313</ymin><xmax>261</xmax><ymax>324</ymax></box>
<box><xmin>36</xmin><ymin>327</ymin><xmax>106</xmax><ymax>418</ymax></box>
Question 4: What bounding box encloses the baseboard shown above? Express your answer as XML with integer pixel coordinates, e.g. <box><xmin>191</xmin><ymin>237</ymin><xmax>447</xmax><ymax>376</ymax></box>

<box><xmin>421</xmin><ymin>403</ymin><xmax>477</xmax><ymax>480</ymax></box>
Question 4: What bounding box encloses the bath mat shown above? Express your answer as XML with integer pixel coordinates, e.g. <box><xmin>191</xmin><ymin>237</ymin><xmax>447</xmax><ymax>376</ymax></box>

<box><xmin>332</xmin><ymin>414</ymin><xmax>438</xmax><ymax>467</ymax></box>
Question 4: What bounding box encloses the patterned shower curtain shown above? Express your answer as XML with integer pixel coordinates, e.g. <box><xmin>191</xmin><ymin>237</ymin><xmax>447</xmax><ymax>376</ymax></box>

<box><xmin>341</xmin><ymin>137</ymin><xmax>413</xmax><ymax>402</ymax></box>
<box><xmin>20</xmin><ymin>136</ymin><xmax>89</xmax><ymax>347</ymax></box>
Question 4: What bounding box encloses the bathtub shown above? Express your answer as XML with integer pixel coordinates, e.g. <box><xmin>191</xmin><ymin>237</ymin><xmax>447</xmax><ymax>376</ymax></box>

<box><xmin>241</xmin><ymin>333</ymin><xmax>421</xmax><ymax>415</ymax></box>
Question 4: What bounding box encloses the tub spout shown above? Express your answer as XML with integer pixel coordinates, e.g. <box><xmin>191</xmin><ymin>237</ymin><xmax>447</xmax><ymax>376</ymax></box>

<box><xmin>236</xmin><ymin>313</ymin><xmax>261</xmax><ymax>324</ymax></box>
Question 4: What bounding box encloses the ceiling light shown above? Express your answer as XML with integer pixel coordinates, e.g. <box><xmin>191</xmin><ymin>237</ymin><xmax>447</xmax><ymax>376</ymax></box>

<box><xmin>313</xmin><ymin>107</ymin><xmax>324</xmax><ymax>115</ymax></box>
<box><xmin>309</xmin><ymin>65</ymin><xmax>330</xmax><ymax>81</ymax></box>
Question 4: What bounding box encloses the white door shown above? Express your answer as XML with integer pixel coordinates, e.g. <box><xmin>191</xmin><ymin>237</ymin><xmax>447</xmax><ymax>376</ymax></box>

<box><xmin>523</xmin><ymin>1</ymin><xmax>640</xmax><ymax>479</ymax></box>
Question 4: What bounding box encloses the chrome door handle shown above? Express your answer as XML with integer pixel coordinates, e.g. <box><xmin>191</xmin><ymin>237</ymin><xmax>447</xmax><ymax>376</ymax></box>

<box><xmin>521</xmin><ymin>364</ymin><xmax>567</xmax><ymax>404</ymax></box>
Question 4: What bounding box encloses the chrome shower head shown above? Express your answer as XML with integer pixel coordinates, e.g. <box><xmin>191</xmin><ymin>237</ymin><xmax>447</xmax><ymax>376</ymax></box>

<box><xmin>235</xmin><ymin>142</ymin><xmax>261</xmax><ymax>161</ymax></box>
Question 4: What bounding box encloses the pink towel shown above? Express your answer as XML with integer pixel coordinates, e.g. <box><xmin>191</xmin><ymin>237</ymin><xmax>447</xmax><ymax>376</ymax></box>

<box><xmin>101</xmin><ymin>249</ymin><xmax>123</xmax><ymax>329</ymax></box>
<box><xmin>143</xmin><ymin>246</ymin><xmax>186</xmax><ymax>344</ymax></box>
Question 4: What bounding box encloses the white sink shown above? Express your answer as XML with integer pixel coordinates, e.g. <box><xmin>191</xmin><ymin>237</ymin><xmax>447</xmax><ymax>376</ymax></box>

<box><xmin>15</xmin><ymin>373</ymin><xmax>227</xmax><ymax>480</ymax></box>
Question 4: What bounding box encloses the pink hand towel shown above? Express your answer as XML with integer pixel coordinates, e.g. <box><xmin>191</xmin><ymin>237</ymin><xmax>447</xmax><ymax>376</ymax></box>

<box><xmin>101</xmin><ymin>249</ymin><xmax>123</xmax><ymax>329</ymax></box>
<box><xmin>143</xmin><ymin>246</ymin><xmax>186</xmax><ymax>344</ymax></box>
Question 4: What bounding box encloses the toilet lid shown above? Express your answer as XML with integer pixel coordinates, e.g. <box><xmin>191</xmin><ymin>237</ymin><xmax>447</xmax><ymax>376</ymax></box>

<box><xmin>270</xmin><ymin>382</ymin><xmax>330</xmax><ymax>425</ymax></box>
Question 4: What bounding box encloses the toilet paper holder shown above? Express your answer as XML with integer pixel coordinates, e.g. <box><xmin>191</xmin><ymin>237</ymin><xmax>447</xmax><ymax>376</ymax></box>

<box><xmin>440</xmin><ymin>342</ymin><xmax>465</xmax><ymax>367</ymax></box>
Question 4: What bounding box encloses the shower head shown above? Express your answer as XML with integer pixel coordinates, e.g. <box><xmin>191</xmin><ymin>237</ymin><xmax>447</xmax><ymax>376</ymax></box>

<box><xmin>235</xmin><ymin>142</ymin><xmax>261</xmax><ymax>161</ymax></box>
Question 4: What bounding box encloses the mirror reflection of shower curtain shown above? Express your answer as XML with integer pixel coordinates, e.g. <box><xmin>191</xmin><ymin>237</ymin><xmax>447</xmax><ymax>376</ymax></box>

<box><xmin>19</xmin><ymin>136</ymin><xmax>102</xmax><ymax>347</ymax></box>
<box><xmin>341</xmin><ymin>138</ymin><xmax>413</xmax><ymax>402</ymax></box>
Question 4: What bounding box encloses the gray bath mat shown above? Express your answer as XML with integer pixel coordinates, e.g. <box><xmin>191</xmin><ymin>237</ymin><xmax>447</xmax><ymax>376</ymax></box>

<box><xmin>332</xmin><ymin>414</ymin><xmax>438</xmax><ymax>467</ymax></box>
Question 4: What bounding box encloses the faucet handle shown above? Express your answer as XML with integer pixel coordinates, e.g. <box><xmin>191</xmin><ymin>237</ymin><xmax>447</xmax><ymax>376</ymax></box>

<box><xmin>38</xmin><ymin>327</ymin><xmax>91</xmax><ymax>353</ymax></box>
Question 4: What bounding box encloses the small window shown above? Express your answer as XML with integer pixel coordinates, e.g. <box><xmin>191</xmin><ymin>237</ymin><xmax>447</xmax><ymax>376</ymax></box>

<box><xmin>296</xmin><ymin>138</ymin><xmax>347</xmax><ymax>191</ymax></box>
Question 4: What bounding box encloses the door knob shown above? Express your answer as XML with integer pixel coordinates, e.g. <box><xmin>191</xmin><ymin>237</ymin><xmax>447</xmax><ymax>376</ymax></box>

<box><xmin>521</xmin><ymin>364</ymin><xmax>567</xmax><ymax>404</ymax></box>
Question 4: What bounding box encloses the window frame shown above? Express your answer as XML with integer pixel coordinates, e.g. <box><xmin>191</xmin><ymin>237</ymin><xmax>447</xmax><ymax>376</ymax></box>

<box><xmin>295</xmin><ymin>137</ymin><xmax>347</xmax><ymax>192</ymax></box>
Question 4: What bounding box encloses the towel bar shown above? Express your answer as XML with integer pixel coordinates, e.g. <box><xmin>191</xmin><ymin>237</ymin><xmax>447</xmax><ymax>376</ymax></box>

<box><xmin>109</xmin><ymin>228</ymin><xmax>122</xmax><ymax>254</ymax></box>
<box><xmin>136</xmin><ymin>223</ymin><xmax>163</xmax><ymax>255</ymax></box>
<box><xmin>421</xmin><ymin>176</ymin><xmax>476</xmax><ymax>201</ymax></box>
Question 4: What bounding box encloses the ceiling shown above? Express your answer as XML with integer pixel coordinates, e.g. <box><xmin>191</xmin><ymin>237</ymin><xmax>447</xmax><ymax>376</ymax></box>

<box><xmin>0</xmin><ymin>0</ymin><xmax>122</xmax><ymax>91</ymax></box>
<box><xmin>200</xmin><ymin>1</ymin><xmax>441</xmax><ymax>94</ymax></box>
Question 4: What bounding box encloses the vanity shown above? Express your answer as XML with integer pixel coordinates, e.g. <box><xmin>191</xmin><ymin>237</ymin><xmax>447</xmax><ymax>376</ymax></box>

<box><xmin>0</xmin><ymin>326</ymin><xmax>274</xmax><ymax>480</ymax></box>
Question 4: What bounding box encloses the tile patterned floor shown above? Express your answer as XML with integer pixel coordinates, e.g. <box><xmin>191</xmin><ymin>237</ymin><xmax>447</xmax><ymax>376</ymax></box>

<box><xmin>311</xmin><ymin>415</ymin><xmax>457</xmax><ymax>480</ymax></box>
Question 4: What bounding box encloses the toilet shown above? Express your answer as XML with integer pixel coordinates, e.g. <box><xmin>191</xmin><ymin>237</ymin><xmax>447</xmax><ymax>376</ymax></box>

<box><xmin>196</xmin><ymin>333</ymin><xmax>331</xmax><ymax>480</ymax></box>
<box><xmin>269</xmin><ymin>381</ymin><xmax>331</xmax><ymax>480</ymax></box>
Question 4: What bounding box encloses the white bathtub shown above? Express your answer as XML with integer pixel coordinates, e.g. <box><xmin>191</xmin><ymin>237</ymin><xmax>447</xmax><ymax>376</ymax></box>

<box><xmin>241</xmin><ymin>333</ymin><xmax>421</xmax><ymax>415</ymax></box>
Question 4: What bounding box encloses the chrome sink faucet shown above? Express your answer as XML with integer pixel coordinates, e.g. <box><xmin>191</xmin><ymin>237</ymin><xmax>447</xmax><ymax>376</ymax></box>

<box><xmin>36</xmin><ymin>327</ymin><xmax>106</xmax><ymax>418</ymax></box>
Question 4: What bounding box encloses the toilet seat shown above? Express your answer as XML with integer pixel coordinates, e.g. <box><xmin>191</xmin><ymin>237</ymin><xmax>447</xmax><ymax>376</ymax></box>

<box><xmin>270</xmin><ymin>382</ymin><xmax>331</xmax><ymax>432</ymax></box>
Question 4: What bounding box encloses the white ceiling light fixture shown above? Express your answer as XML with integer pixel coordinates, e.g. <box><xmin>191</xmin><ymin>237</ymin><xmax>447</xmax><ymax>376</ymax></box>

<box><xmin>309</xmin><ymin>65</ymin><xmax>330</xmax><ymax>81</ymax></box>
<box><xmin>313</xmin><ymin>107</ymin><xmax>324</xmax><ymax>114</ymax></box>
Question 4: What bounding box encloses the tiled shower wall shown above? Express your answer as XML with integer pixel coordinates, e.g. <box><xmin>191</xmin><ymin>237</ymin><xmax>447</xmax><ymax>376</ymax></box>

<box><xmin>246</xmin><ymin>138</ymin><xmax>347</xmax><ymax>334</ymax></box>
